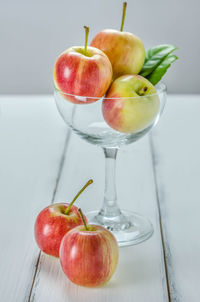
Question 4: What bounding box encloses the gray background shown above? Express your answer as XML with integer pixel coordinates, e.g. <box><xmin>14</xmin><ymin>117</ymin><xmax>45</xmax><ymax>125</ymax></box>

<box><xmin>1</xmin><ymin>0</ymin><xmax>199</xmax><ymax>94</ymax></box>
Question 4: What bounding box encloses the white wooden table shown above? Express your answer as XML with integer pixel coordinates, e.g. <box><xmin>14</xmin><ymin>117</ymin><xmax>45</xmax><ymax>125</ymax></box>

<box><xmin>0</xmin><ymin>95</ymin><xmax>199</xmax><ymax>302</ymax></box>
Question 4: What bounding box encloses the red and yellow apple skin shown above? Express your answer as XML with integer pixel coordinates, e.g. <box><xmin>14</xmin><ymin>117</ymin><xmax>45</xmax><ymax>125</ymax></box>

<box><xmin>34</xmin><ymin>203</ymin><xmax>87</xmax><ymax>258</ymax></box>
<box><xmin>59</xmin><ymin>224</ymin><xmax>119</xmax><ymax>287</ymax></box>
<box><xmin>91</xmin><ymin>29</ymin><xmax>145</xmax><ymax>79</ymax></box>
<box><xmin>53</xmin><ymin>46</ymin><xmax>112</xmax><ymax>104</ymax></box>
<box><xmin>103</xmin><ymin>74</ymin><xmax>160</xmax><ymax>133</ymax></box>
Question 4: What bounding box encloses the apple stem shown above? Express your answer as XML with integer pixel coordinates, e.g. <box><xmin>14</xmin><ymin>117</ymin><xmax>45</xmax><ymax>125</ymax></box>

<box><xmin>138</xmin><ymin>86</ymin><xmax>148</xmax><ymax>96</ymax></box>
<box><xmin>84</xmin><ymin>26</ymin><xmax>90</xmax><ymax>56</ymax></box>
<box><xmin>64</xmin><ymin>179</ymin><xmax>93</xmax><ymax>215</ymax></box>
<box><xmin>78</xmin><ymin>208</ymin><xmax>89</xmax><ymax>231</ymax></box>
<box><xmin>120</xmin><ymin>2</ymin><xmax>127</xmax><ymax>32</ymax></box>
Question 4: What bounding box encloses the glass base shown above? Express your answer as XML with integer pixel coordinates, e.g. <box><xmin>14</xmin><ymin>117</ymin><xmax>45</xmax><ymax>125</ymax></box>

<box><xmin>86</xmin><ymin>210</ymin><xmax>154</xmax><ymax>247</ymax></box>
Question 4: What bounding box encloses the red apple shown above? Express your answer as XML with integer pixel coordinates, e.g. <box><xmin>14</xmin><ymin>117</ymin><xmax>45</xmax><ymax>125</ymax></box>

<box><xmin>103</xmin><ymin>74</ymin><xmax>159</xmax><ymax>133</ymax></box>
<box><xmin>34</xmin><ymin>180</ymin><xmax>93</xmax><ymax>257</ymax></box>
<box><xmin>91</xmin><ymin>2</ymin><xmax>145</xmax><ymax>79</ymax></box>
<box><xmin>53</xmin><ymin>26</ymin><xmax>112</xmax><ymax>104</ymax></box>
<box><xmin>60</xmin><ymin>209</ymin><xmax>119</xmax><ymax>287</ymax></box>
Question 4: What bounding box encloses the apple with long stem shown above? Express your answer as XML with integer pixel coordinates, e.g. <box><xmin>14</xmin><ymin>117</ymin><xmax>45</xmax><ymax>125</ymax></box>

<box><xmin>59</xmin><ymin>208</ymin><xmax>119</xmax><ymax>287</ymax></box>
<box><xmin>91</xmin><ymin>2</ymin><xmax>145</xmax><ymax>79</ymax></box>
<box><xmin>34</xmin><ymin>179</ymin><xmax>93</xmax><ymax>257</ymax></box>
<box><xmin>53</xmin><ymin>26</ymin><xmax>112</xmax><ymax>104</ymax></box>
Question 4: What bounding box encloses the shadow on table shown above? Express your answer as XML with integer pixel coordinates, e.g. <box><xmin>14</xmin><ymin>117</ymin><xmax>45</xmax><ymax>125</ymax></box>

<box><xmin>34</xmin><ymin>241</ymin><xmax>160</xmax><ymax>302</ymax></box>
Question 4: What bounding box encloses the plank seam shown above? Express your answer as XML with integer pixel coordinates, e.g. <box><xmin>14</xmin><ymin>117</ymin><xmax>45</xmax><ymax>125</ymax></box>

<box><xmin>27</xmin><ymin>128</ymin><xmax>72</xmax><ymax>302</ymax></box>
<box><xmin>51</xmin><ymin>129</ymin><xmax>72</xmax><ymax>205</ymax></box>
<box><xmin>27</xmin><ymin>251</ymin><xmax>41</xmax><ymax>302</ymax></box>
<box><xmin>150</xmin><ymin>133</ymin><xmax>181</xmax><ymax>302</ymax></box>
<box><xmin>149</xmin><ymin>134</ymin><xmax>172</xmax><ymax>302</ymax></box>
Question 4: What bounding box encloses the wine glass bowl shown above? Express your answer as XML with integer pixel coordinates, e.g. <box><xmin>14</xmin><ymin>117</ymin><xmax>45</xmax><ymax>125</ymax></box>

<box><xmin>55</xmin><ymin>82</ymin><xmax>166</xmax><ymax>148</ymax></box>
<box><xmin>54</xmin><ymin>83</ymin><xmax>167</xmax><ymax>246</ymax></box>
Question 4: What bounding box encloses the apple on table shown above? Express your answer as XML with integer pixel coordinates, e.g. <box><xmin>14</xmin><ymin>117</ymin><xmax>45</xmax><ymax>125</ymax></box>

<box><xmin>34</xmin><ymin>179</ymin><xmax>93</xmax><ymax>257</ymax></box>
<box><xmin>59</xmin><ymin>209</ymin><xmax>119</xmax><ymax>287</ymax></box>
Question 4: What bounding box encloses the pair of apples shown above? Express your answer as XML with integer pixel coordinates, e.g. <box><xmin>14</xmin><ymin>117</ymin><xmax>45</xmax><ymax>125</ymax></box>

<box><xmin>34</xmin><ymin>180</ymin><xmax>119</xmax><ymax>287</ymax></box>
<box><xmin>53</xmin><ymin>3</ymin><xmax>159</xmax><ymax>133</ymax></box>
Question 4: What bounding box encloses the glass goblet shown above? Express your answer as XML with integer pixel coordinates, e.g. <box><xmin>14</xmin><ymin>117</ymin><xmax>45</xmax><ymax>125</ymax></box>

<box><xmin>54</xmin><ymin>82</ymin><xmax>167</xmax><ymax>247</ymax></box>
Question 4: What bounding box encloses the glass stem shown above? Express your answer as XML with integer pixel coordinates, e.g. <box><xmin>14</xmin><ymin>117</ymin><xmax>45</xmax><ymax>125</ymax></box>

<box><xmin>100</xmin><ymin>148</ymin><xmax>121</xmax><ymax>217</ymax></box>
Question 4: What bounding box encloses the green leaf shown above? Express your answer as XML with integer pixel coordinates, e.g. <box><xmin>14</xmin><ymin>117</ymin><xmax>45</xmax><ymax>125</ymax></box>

<box><xmin>140</xmin><ymin>44</ymin><xmax>177</xmax><ymax>77</ymax></box>
<box><xmin>146</xmin><ymin>54</ymin><xmax>178</xmax><ymax>85</ymax></box>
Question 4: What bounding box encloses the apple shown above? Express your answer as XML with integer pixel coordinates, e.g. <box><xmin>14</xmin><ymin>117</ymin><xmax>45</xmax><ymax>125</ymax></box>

<box><xmin>34</xmin><ymin>179</ymin><xmax>93</xmax><ymax>257</ymax></box>
<box><xmin>102</xmin><ymin>74</ymin><xmax>160</xmax><ymax>133</ymax></box>
<box><xmin>59</xmin><ymin>209</ymin><xmax>119</xmax><ymax>287</ymax></box>
<box><xmin>90</xmin><ymin>2</ymin><xmax>145</xmax><ymax>79</ymax></box>
<box><xmin>53</xmin><ymin>26</ymin><xmax>112</xmax><ymax>104</ymax></box>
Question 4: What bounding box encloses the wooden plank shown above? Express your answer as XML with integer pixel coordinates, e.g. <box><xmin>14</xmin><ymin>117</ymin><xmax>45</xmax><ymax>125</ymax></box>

<box><xmin>30</xmin><ymin>131</ymin><xmax>168</xmax><ymax>301</ymax></box>
<box><xmin>151</xmin><ymin>95</ymin><xmax>200</xmax><ymax>302</ymax></box>
<box><xmin>0</xmin><ymin>96</ymin><xmax>68</xmax><ymax>301</ymax></box>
